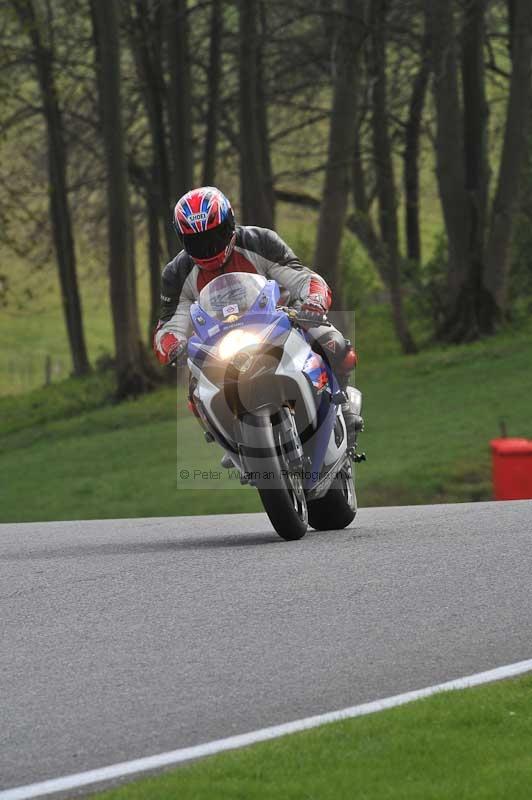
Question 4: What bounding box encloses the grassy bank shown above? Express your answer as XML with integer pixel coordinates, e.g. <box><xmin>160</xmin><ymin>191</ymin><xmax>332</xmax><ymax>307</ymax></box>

<box><xmin>91</xmin><ymin>674</ymin><xmax>532</xmax><ymax>800</ymax></box>
<box><xmin>2</xmin><ymin>316</ymin><xmax>531</xmax><ymax>523</ymax></box>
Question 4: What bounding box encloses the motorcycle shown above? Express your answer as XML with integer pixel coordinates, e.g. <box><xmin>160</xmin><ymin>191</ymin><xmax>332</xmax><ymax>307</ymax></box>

<box><xmin>186</xmin><ymin>271</ymin><xmax>363</xmax><ymax>541</ymax></box>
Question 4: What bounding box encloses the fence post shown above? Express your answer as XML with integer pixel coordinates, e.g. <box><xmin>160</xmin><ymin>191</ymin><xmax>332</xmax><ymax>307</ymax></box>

<box><xmin>45</xmin><ymin>354</ymin><xmax>52</xmax><ymax>386</ymax></box>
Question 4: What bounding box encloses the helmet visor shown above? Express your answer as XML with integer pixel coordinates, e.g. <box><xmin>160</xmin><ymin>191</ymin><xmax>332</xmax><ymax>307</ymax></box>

<box><xmin>182</xmin><ymin>218</ymin><xmax>234</xmax><ymax>260</ymax></box>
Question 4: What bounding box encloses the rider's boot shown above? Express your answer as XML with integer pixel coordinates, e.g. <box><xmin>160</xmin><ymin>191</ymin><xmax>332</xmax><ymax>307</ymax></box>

<box><xmin>341</xmin><ymin>385</ymin><xmax>364</xmax><ymax>449</ymax></box>
<box><xmin>336</xmin><ymin>344</ymin><xmax>363</xmax><ymax>449</ymax></box>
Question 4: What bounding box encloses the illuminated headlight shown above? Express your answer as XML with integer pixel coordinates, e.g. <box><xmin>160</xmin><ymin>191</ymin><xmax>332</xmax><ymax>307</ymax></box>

<box><xmin>218</xmin><ymin>329</ymin><xmax>261</xmax><ymax>360</ymax></box>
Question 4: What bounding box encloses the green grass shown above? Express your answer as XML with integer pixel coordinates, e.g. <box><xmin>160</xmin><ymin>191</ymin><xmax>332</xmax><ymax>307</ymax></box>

<box><xmin>357</xmin><ymin>316</ymin><xmax>532</xmax><ymax>505</ymax></box>
<box><xmin>2</xmin><ymin>312</ymin><xmax>532</xmax><ymax>523</ymax></box>
<box><xmin>91</xmin><ymin>674</ymin><xmax>532</xmax><ymax>800</ymax></box>
<box><xmin>0</xmin><ymin>247</ymin><xmax>151</xmax><ymax>396</ymax></box>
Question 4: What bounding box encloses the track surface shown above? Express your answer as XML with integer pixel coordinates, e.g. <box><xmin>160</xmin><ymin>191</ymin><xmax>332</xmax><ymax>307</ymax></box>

<box><xmin>1</xmin><ymin>501</ymin><xmax>532</xmax><ymax>792</ymax></box>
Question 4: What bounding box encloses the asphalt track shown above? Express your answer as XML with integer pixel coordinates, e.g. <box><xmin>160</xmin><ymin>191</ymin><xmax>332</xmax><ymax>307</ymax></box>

<box><xmin>1</xmin><ymin>500</ymin><xmax>532</xmax><ymax>794</ymax></box>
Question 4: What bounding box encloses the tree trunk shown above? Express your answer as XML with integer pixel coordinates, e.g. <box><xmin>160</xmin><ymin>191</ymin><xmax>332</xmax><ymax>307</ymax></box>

<box><xmin>448</xmin><ymin>0</ymin><xmax>493</xmax><ymax>338</ymax></box>
<box><xmin>427</xmin><ymin>0</ymin><xmax>531</xmax><ymax>341</ymax></box>
<box><xmin>202</xmin><ymin>0</ymin><xmax>222</xmax><ymax>186</ymax></box>
<box><xmin>91</xmin><ymin>0</ymin><xmax>154</xmax><ymax>398</ymax></box>
<box><xmin>164</xmin><ymin>0</ymin><xmax>192</xmax><ymax>199</ymax></box>
<box><xmin>369</xmin><ymin>0</ymin><xmax>417</xmax><ymax>354</ymax></box>
<box><xmin>127</xmin><ymin>0</ymin><xmax>174</xmax><ymax>255</ymax></box>
<box><xmin>313</xmin><ymin>0</ymin><xmax>362</xmax><ymax>312</ymax></box>
<box><xmin>238</xmin><ymin>0</ymin><xmax>274</xmax><ymax>227</ymax></box>
<box><xmin>257</xmin><ymin>0</ymin><xmax>275</xmax><ymax>225</ymax></box>
<box><xmin>403</xmin><ymin>33</ymin><xmax>430</xmax><ymax>265</ymax></box>
<box><xmin>350</xmin><ymin>126</ymin><xmax>410</xmax><ymax>311</ymax></box>
<box><xmin>147</xmin><ymin>171</ymin><xmax>162</xmax><ymax>344</ymax></box>
<box><xmin>484</xmin><ymin>0</ymin><xmax>532</xmax><ymax>314</ymax></box>
<box><xmin>427</xmin><ymin>0</ymin><xmax>495</xmax><ymax>342</ymax></box>
<box><xmin>462</xmin><ymin>0</ymin><xmax>490</xmax><ymax>255</ymax></box>
<box><xmin>14</xmin><ymin>0</ymin><xmax>90</xmax><ymax>378</ymax></box>
<box><xmin>426</xmin><ymin>0</ymin><xmax>469</xmax><ymax>300</ymax></box>
<box><xmin>350</xmin><ymin>127</ymin><xmax>382</xmax><ymax>265</ymax></box>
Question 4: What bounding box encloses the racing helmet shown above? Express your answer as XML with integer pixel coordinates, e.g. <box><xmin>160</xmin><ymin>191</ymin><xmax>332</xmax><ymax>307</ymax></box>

<box><xmin>173</xmin><ymin>186</ymin><xmax>236</xmax><ymax>271</ymax></box>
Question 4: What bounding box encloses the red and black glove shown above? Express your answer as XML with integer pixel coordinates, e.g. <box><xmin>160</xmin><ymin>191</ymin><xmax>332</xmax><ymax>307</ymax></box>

<box><xmin>154</xmin><ymin>328</ymin><xmax>187</xmax><ymax>366</ymax></box>
<box><xmin>298</xmin><ymin>302</ymin><xmax>328</xmax><ymax>326</ymax></box>
<box><xmin>300</xmin><ymin>277</ymin><xmax>332</xmax><ymax>324</ymax></box>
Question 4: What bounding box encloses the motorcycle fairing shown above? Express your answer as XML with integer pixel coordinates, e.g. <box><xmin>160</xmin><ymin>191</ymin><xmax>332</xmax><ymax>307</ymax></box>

<box><xmin>302</xmin><ymin>351</ymin><xmax>329</xmax><ymax>393</ymax></box>
<box><xmin>187</xmin><ymin>274</ymin><xmax>349</xmax><ymax>494</ymax></box>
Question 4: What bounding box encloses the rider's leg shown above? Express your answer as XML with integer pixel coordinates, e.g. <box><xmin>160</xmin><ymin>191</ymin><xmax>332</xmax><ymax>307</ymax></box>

<box><xmin>307</xmin><ymin>324</ymin><xmax>364</xmax><ymax>447</ymax></box>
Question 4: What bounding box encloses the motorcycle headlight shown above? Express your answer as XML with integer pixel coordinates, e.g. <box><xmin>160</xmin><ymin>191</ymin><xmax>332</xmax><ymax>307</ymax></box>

<box><xmin>218</xmin><ymin>329</ymin><xmax>261</xmax><ymax>360</ymax></box>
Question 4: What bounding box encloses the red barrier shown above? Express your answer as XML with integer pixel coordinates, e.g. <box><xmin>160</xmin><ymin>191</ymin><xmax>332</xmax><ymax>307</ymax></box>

<box><xmin>490</xmin><ymin>438</ymin><xmax>532</xmax><ymax>501</ymax></box>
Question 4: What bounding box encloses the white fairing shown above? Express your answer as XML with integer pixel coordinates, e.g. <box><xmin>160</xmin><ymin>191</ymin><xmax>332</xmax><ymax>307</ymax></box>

<box><xmin>324</xmin><ymin>410</ymin><xmax>348</xmax><ymax>466</ymax></box>
<box><xmin>189</xmin><ymin>324</ymin><xmax>347</xmax><ymax>490</ymax></box>
<box><xmin>188</xmin><ymin>360</ymin><xmax>237</xmax><ymax>450</ymax></box>
<box><xmin>274</xmin><ymin>328</ymin><xmax>319</xmax><ymax>427</ymax></box>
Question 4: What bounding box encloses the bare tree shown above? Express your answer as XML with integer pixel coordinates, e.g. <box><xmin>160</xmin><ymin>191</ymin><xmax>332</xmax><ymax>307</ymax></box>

<box><xmin>313</xmin><ymin>0</ymin><xmax>363</xmax><ymax>311</ymax></box>
<box><xmin>11</xmin><ymin>0</ymin><xmax>90</xmax><ymax>377</ymax></box>
<box><xmin>90</xmin><ymin>0</ymin><xmax>154</xmax><ymax>398</ymax></box>
<box><xmin>369</xmin><ymin>0</ymin><xmax>417</xmax><ymax>353</ymax></box>
<box><xmin>485</xmin><ymin>0</ymin><xmax>532</xmax><ymax>315</ymax></box>
<box><xmin>238</xmin><ymin>0</ymin><xmax>275</xmax><ymax>227</ymax></box>
<box><xmin>202</xmin><ymin>0</ymin><xmax>222</xmax><ymax>186</ymax></box>
<box><xmin>427</xmin><ymin>0</ymin><xmax>469</xmax><ymax>310</ymax></box>
<box><xmin>427</xmin><ymin>0</ymin><xmax>532</xmax><ymax>340</ymax></box>
<box><xmin>403</xmin><ymin>31</ymin><xmax>431</xmax><ymax>265</ymax></box>
<box><xmin>164</xmin><ymin>0</ymin><xmax>193</xmax><ymax>199</ymax></box>
<box><xmin>126</xmin><ymin>0</ymin><xmax>174</xmax><ymax>255</ymax></box>
<box><xmin>257</xmin><ymin>1</ymin><xmax>275</xmax><ymax>222</ymax></box>
<box><xmin>146</xmin><ymin>168</ymin><xmax>162</xmax><ymax>340</ymax></box>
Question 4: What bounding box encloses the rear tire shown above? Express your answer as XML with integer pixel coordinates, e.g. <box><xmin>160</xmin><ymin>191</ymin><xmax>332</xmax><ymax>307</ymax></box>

<box><xmin>307</xmin><ymin>465</ymin><xmax>356</xmax><ymax>531</ymax></box>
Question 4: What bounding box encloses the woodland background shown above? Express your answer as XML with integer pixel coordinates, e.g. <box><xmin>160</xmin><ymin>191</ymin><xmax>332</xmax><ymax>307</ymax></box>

<box><xmin>2</xmin><ymin>1</ymin><xmax>532</xmax><ymax>521</ymax></box>
<box><xmin>2</xmin><ymin>0</ymin><xmax>532</xmax><ymax>398</ymax></box>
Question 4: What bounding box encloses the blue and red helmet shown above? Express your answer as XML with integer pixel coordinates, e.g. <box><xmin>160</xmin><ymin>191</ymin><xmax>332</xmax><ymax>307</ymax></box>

<box><xmin>173</xmin><ymin>186</ymin><xmax>236</xmax><ymax>271</ymax></box>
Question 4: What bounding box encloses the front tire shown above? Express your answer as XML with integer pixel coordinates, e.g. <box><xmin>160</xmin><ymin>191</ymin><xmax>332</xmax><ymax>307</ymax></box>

<box><xmin>239</xmin><ymin>412</ymin><xmax>308</xmax><ymax>541</ymax></box>
<box><xmin>258</xmin><ymin>469</ymin><xmax>308</xmax><ymax>541</ymax></box>
<box><xmin>307</xmin><ymin>464</ymin><xmax>356</xmax><ymax>531</ymax></box>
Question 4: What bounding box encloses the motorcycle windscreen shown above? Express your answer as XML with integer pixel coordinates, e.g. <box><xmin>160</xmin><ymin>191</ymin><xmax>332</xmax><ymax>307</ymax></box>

<box><xmin>198</xmin><ymin>272</ymin><xmax>267</xmax><ymax>321</ymax></box>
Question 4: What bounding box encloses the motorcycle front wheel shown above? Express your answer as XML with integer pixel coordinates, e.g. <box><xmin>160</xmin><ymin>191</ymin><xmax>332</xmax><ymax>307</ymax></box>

<box><xmin>240</xmin><ymin>412</ymin><xmax>308</xmax><ymax>541</ymax></box>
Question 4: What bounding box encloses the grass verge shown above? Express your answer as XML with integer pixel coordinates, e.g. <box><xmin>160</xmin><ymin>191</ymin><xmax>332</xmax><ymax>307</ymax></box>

<box><xmin>90</xmin><ymin>674</ymin><xmax>532</xmax><ymax>800</ymax></box>
<box><xmin>1</xmin><ymin>317</ymin><xmax>532</xmax><ymax>522</ymax></box>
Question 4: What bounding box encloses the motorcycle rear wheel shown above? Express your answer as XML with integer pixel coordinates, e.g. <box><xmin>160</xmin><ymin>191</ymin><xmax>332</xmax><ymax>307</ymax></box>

<box><xmin>307</xmin><ymin>465</ymin><xmax>357</xmax><ymax>531</ymax></box>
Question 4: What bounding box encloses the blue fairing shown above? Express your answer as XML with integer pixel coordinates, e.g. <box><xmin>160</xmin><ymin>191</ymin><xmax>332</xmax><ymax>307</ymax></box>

<box><xmin>188</xmin><ymin>279</ymin><xmax>288</xmax><ymax>363</ymax></box>
<box><xmin>188</xmin><ymin>313</ymin><xmax>291</xmax><ymax>365</ymax></box>
<box><xmin>189</xmin><ymin>276</ymin><xmax>339</xmax><ymax>490</ymax></box>
<box><xmin>305</xmin><ymin>363</ymin><xmax>339</xmax><ymax>489</ymax></box>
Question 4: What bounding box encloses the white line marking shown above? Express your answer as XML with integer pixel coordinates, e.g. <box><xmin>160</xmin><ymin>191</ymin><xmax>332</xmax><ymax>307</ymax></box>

<box><xmin>2</xmin><ymin>658</ymin><xmax>532</xmax><ymax>800</ymax></box>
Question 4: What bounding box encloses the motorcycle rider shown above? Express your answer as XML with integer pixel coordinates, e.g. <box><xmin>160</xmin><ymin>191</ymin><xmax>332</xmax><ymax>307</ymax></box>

<box><xmin>153</xmin><ymin>186</ymin><xmax>362</xmax><ymax>445</ymax></box>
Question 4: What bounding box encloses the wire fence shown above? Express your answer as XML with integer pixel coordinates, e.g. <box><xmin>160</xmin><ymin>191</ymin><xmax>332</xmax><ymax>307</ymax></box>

<box><xmin>0</xmin><ymin>355</ymin><xmax>67</xmax><ymax>395</ymax></box>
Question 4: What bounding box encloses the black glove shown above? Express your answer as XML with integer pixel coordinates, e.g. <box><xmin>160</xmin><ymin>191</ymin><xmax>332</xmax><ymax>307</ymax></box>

<box><xmin>296</xmin><ymin>305</ymin><xmax>329</xmax><ymax>327</ymax></box>
<box><xmin>168</xmin><ymin>339</ymin><xmax>188</xmax><ymax>366</ymax></box>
